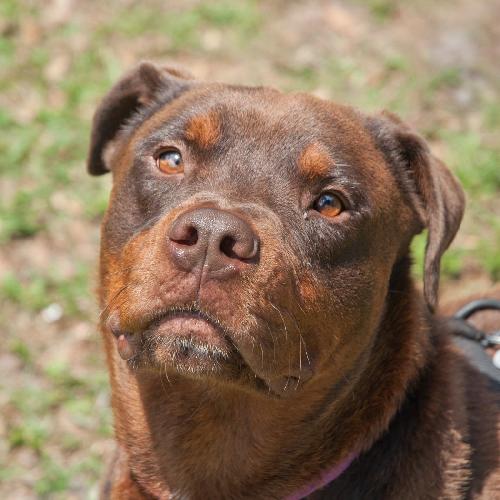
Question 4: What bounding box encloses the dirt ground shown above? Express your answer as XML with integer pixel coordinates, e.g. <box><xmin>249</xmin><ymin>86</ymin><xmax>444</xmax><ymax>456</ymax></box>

<box><xmin>0</xmin><ymin>0</ymin><xmax>499</xmax><ymax>498</ymax></box>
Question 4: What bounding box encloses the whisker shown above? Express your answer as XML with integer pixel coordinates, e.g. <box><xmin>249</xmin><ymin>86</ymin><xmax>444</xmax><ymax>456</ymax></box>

<box><xmin>283</xmin><ymin>351</ymin><xmax>292</xmax><ymax>392</ymax></box>
<box><xmin>99</xmin><ymin>284</ymin><xmax>128</xmax><ymax>321</ymax></box>
<box><xmin>300</xmin><ymin>334</ymin><xmax>312</xmax><ymax>368</ymax></box>
<box><xmin>264</xmin><ymin>322</ymin><xmax>277</xmax><ymax>363</ymax></box>
<box><xmin>160</xmin><ymin>361</ymin><xmax>171</xmax><ymax>396</ymax></box>
<box><xmin>268</xmin><ymin>301</ymin><xmax>288</xmax><ymax>342</ymax></box>
<box><xmin>289</xmin><ymin>261</ymin><xmax>308</xmax><ymax>316</ymax></box>
<box><xmin>296</xmin><ymin>336</ymin><xmax>302</xmax><ymax>390</ymax></box>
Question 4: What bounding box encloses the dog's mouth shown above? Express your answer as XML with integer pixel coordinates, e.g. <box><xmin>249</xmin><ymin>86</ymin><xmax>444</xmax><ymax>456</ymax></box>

<box><xmin>113</xmin><ymin>307</ymin><xmax>264</xmax><ymax>385</ymax></box>
<box><xmin>109</xmin><ymin>306</ymin><xmax>311</xmax><ymax>396</ymax></box>
<box><xmin>143</xmin><ymin>309</ymin><xmax>237</xmax><ymax>363</ymax></box>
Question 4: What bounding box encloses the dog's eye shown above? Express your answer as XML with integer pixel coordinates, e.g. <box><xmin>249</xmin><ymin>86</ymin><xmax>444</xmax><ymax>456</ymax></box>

<box><xmin>157</xmin><ymin>149</ymin><xmax>183</xmax><ymax>174</ymax></box>
<box><xmin>313</xmin><ymin>193</ymin><xmax>343</xmax><ymax>218</ymax></box>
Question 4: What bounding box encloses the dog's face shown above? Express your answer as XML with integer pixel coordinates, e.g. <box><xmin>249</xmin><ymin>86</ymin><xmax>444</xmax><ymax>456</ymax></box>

<box><xmin>89</xmin><ymin>63</ymin><xmax>464</xmax><ymax>397</ymax></box>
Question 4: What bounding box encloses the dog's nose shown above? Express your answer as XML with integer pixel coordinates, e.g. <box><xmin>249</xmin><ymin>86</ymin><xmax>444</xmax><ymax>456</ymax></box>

<box><xmin>167</xmin><ymin>208</ymin><xmax>259</xmax><ymax>279</ymax></box>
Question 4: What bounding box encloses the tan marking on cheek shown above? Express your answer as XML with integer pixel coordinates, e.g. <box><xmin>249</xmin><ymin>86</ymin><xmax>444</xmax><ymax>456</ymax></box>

<box><xmin>299</xmin><ymin>143</ymin><xmax>332</xmax><ymax>178</ymax></box>
<box><xmin>184</xmin><ymin>112</ymin><xmax>221</xmax><ymax>149</ymax></box>
<box><xmin>298</xmin><ymin>275</ymin><xmax>321</xmax><ymax>307</ymax></box>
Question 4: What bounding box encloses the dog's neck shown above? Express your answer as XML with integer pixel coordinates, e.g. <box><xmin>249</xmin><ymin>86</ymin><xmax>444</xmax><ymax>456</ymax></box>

<box><xmin>106</xmin><ymin>266</ymin><xmax>433</xmax><ymax>498</ymax></box>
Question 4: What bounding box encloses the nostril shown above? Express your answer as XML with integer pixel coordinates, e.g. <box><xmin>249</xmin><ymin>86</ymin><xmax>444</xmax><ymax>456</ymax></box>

<box><xmin>220</xmin><ymin>235</ymin><xmax>237</xmax><ymax>259</ymax></box>
<box><xmin>170</xmin><ymin>225</ymin><xmax>198</xmax><ymax>246</ymax></box>
<box><xmin>220</xmin><ymin>234</ymin><xmax>258</xmax><ymax>260</ymax></box>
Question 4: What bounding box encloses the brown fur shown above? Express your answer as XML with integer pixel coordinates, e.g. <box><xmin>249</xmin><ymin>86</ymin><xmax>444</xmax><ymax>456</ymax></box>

<box><xmin>184</xmin><ymin>112</ymin><xmax>221</xmax><ymax>149</ymax></box>
<box><xmin>299</xmin><ymin>143</ymin><xmax>331</xmax><ymax>179</ymax></box>
<box><xmin>88</xmin><ymin>62</ymin><xmax>499</xmax><ymax>499</ymax></box>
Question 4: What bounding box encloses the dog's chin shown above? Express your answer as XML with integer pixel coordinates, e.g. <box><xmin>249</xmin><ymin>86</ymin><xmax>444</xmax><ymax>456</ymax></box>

<box><xmin>145</xmin><ymin>318</ymin><xmax>239</xmax><ymax>374</ymax></box>
<box><xmin>122</xmin><ymin>311</ymin><xmax>306</xmax><ymax>398</ymax></box>
<box><xmin>122</xmin><ymin>312</ymin><xmax>261</xmax><ymax>392</ymax></box>
<box><xmin>136</xmin><ymin>312</ymin><xmax>233</xmax><ymax>369</ymax></box>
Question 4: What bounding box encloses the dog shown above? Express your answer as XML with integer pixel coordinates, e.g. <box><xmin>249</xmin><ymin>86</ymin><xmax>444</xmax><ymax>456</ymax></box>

<box><xmin>87</xmin><ymin>62</ymin><xmax>499</xmax><ymax>499</ymax></box>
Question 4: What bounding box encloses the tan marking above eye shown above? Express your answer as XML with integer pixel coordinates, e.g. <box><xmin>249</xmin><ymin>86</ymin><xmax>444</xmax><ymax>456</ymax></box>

<box><xmin>314</xmin><ymin>193</ymin><xmax>343</xmax><ymax>218</ymax></box>
<box><xmin>299</xmin><ymin>143</ymin><xmax>331</xmax><ymax>179</ymax></box>
<box><xmin>184</xmin><ymin>112</ymin><xmax>221</xmax><ymax>149</ymax></box>
<box><xmin>157</xmin><ymin>149</ymin><xmax>184</xmax><ymax>174</ymax></box>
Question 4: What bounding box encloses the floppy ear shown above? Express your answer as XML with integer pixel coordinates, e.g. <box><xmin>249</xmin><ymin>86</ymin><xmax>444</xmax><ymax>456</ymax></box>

<box><xmin>87</xmin><ymin>61</ymin><xmax>194</xmax><ymax>175</ymax></box>
<box><xmin>366</xmin><ymin>111</ymin><xmax>465</xmax><ymax>311</ymax></box>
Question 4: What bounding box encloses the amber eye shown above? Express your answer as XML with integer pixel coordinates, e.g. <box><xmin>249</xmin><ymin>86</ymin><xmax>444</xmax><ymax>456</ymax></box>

<box><xmin>157</xmin><ymin>149</ymin><xmax>183</xmax><ymax>174</ymax></box>
<box><xmin>313</xmin><ymin>192</ymin><xmax>343</xmax><ymax>218</ymax></box>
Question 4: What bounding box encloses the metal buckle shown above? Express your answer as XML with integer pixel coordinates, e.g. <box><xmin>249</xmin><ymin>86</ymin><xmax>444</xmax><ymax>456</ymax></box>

<box><xmin>482</xmin><ymin>331</ymin><xmax>500</xmax><ymax>348</ymax></box>
<box><xmin>453</xmin><ymin>299</ymin><xmax>500</xmax><ymax>372</ymax></box>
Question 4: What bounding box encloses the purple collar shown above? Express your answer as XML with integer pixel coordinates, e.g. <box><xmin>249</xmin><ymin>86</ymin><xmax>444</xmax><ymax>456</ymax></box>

<box><xmin>285</xmin><ymin>452</ymin><xmax>357</xmax><ymax>500</ymax></box>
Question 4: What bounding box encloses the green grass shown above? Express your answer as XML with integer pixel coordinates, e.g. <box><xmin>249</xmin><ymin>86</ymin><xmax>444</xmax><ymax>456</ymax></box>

<box><xmin>0</xmin><ymin>264</ymin><xmax>92</xmax><ymax>315</ymax></box>
<box><xmin>443</xmin><ymin>131</ymin><xmax>500</xmax><ymax>195</ymax></box>
<box><xmin>476</xmin><ymin>216</ymin><xmax>500</xmax><ymax>281</ymax></box>
<box><xmin>9</xmin><ymin>339</ymin><xmax>34</xmax><ymax>367</ymax></box>
<box><xmin>0</xmin><ymin>0</ymin><xmax>26</xmax><ymax>22</ymax></box>
<box><xmin>34</xmin><ymin>457</ymin><xmax>72</xmax><ymax>496</ymax></box>
<box><xmin>9</xmin><ymin>419</ymin><xmax>50</xmax><ymax>452</ymax></box>
<box><xmin>367</xmin><ymin>0</ymin><xmax>400</xmax><ymax>21</ymax></box>
<box><xmin>3</xmin><ymin>360</ymin><xmax>112</xmax><ymax>494</ymax></box>
<box><xmin>411</xmin><ymin>232</ymin><xmax>469</xmax><ymax>284</ymax></box>
<box><xmin>95</xmin><ymin>0</ymin><xmax>260</xmax><ymax>50</ymax></box>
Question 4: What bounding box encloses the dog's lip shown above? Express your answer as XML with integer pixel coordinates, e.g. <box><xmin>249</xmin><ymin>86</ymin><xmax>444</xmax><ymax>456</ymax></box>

<box><xmin>144</xmin><ymin>309</ymin><xmax>235</xmax><ymax>354</ymax></box>
<box><xmin>107</xmin><ymin>307</ymin><xmax>231</xmax><ymax>338</ymax></box>
<box><xmin>142</xmin><ymin>308</ymin><xmax>232</xmax><ymax>339</ymax></box>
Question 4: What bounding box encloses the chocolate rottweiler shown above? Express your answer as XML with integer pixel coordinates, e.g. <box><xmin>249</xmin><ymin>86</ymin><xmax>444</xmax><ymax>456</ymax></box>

<box><xmin>88</xmin><ymin>63</ymin><xmax>499</xmax><ymax>499</ymax></box>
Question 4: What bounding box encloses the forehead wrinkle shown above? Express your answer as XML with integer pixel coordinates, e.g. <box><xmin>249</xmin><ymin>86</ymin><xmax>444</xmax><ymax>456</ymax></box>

<box><xmin>184</xmin><ymin>111</ymin><xmax>221</xmax><ymax>149</ymax></box>
<box><xmin>298</xmin><ymin>142</ymin><xmax>333</xmax><ymax>179</ymax></box>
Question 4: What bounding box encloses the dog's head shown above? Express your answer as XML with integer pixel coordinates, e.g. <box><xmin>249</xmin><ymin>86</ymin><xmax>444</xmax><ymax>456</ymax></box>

<box><xmin>89</xmin><ymin>62</ymin><xmax>464</xmax><ymax>397</ymax></box>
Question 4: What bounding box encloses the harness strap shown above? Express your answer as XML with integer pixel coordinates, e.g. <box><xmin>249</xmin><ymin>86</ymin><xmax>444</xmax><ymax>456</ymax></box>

<box><xmin>452</xmin><ymin>298</ymin><xmax>500</xmax><ymax>387</ymax></box>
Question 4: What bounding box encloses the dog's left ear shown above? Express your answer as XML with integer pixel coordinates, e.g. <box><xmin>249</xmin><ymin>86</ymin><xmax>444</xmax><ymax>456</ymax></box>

<box><xmin>87</xmin><ymin>62</ymin><xmax>194</xmax><ymax>176</ymax></box>
<box><xmin>366</xmin><ymin>111</ymin><xmax>465</xmax><ymax>311</ymax></box>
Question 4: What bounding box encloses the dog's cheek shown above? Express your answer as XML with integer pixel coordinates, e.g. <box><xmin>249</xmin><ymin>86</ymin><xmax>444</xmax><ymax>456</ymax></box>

<box><xmin>303</xmin><ymin>255</ymin><xmax>393</xmax><ymax>379</ymax></box>
<box><xmin>101</xmin><ymin>179</ymin><xmax>148</xmax><ymax>254</ymax></box>
<box><xmin>99</xmin><ymin>250</ymin><xmax>127</xmax><ymax>315</ymax></box>
<box><xmin>206</xmin><ymin>230</ymin><xmax>314</xmax><ymax>379</ymax></box>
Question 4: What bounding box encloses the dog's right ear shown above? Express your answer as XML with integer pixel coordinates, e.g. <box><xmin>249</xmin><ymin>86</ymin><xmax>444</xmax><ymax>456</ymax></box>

<box><xmin>87</xmin><ymin>62</ymin><xmax>194</xmax><ymax>175</ymax></box>
<box><xmin>365</xmin><ymin>111</ymin><xmax>465</xmax><ymax>312</ymax></box>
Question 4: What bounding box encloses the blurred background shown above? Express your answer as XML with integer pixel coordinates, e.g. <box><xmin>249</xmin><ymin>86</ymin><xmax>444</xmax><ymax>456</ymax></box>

<box><xmin>0</xmin><ymin>0</ymin><xmax>499</xmax><ymax>497</ymax></box>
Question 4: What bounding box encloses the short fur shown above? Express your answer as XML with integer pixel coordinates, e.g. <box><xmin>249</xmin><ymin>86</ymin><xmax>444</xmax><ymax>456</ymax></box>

<box><xmin>184</xmin><ymin>112</ymin><xmax>221</xmax><ymax>150</ymax></box>
<box><xmin>88</xmin><ymin>62</ymin><xmax>499</xmax><ymax>499</ymax></box>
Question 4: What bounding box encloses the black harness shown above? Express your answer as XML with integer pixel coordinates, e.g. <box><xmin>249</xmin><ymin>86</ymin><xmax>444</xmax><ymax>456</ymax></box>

<box><xmin>450</xmin><ymin>299</ymin><xmax>500</xmax><ymax>387</ymax></box>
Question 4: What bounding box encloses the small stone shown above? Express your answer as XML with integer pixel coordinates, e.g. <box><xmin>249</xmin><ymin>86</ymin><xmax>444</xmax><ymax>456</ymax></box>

<box><xmin>201</xmin><ymin>30</ymin><xmax>222</xmax><ymax>51</ymax></box>
<box><xmin>41</xmin><ymin>303</ymin><xmax>63</xmax><ymax>323</ymax></box>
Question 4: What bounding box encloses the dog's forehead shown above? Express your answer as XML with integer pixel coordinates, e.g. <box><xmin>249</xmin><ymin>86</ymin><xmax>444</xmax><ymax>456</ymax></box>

<box><xmin>137</xmin><ymin>85</ymin><xmax>380</xmax><ymax>168</ymax></box>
